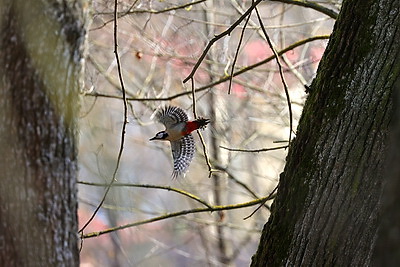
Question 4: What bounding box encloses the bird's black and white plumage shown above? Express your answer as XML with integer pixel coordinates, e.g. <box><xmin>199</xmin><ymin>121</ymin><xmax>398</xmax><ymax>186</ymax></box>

<box><xmin>170</xmin><ymin>134</ymin><xmax>196</xmax><ymax>178</ymax></box>
<box><xmin>150</xmin><ymin>106</ymin><xmax>210</xmax><ymax>178</ymax></box>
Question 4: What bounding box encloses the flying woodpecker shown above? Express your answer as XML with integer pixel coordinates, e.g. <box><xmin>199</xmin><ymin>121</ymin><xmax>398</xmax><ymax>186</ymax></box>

<box><xmin>150</xmin><ymin>106</ymin><xmax>210</xmax><ymax>178</ymax></box>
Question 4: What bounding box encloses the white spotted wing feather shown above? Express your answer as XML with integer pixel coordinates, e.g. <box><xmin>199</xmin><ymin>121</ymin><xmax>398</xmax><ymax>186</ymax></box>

<box><xmin>170</xmin><ymin>134</ymin><xmax>195</xmax><ymax>178</ymax></box>
<box><xmin>154</xmin><ymin>106</ymin><xmax>188</xmax><ymax>128</ymax></box>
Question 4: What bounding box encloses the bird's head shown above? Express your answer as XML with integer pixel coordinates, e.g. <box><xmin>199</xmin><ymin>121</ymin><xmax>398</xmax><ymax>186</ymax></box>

<box><xmin>149</xmin><ymin>131</ymin><xmax>169</xmax><ymax>141</ymax></box>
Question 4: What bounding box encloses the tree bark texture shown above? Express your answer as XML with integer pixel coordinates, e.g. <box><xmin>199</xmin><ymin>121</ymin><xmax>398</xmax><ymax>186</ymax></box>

<box><xmin>373</xmin><ymin>74</ymin><xmax>400</xmax><ymax>265</ymax></box>
<box><xmin>0</xmin><ymin>0</ymin><xmax>88</xmax><ymax>266</ymax></box>
<box><xmin>251</xmin><ymin>0</ymin><xmax>400</xmax><ymax>266</ymax></box>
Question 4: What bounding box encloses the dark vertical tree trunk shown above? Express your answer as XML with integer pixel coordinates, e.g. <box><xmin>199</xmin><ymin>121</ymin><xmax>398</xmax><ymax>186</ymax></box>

<box><xmin>251</xmin><ymin>0</ymin><xmax>400</xmax><ymax>265</ymax></box>
<box><xmin>0</xmin><ymin>0</ymin><xmax>88</xmax><ymax>265</ymax></box>
<box><xmin>373</xmin><ymin>75</ymin><xmax>400</xmax><ymax>265</ymax></box>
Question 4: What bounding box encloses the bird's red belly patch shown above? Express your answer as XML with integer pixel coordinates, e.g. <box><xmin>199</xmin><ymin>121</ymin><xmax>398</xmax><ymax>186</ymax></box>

<box><xmin>182</xmin><ymin>121</ymin><xmax>198</xmax><ymax>135</ymax></box>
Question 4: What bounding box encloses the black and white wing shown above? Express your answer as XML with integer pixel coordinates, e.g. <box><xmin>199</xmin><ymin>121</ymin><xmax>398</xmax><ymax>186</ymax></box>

<box><xmin>154</xmin><ymin>106</ymin><xmax>188</xmax><ymax>129</ymax></box>
<box><xmin>170</xmin><ymin>134</ymin><xmax>195</xmax><ymax>178</ymax></box>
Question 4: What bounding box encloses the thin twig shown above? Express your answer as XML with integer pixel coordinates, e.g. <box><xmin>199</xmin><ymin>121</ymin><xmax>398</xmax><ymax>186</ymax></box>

<box><xmin>87</xmin><ymin>35</ymin><xmax>329</xmax><ymax>102</ymax></box>
<box><xmin>128</xmin><ymin>0</ymin><xmax>206</xmax><ymax>14</ymax></box>
<box><xmin>183</xmin><ymin>0</ymin><xmax>263</xmax><ymax>83</ymax></box>
<box><xmin>79</xmin><ymin>0</ymin><xmax>129</xmax><ymax>234</ymax></box>
<box><xmin>198</xmin><ymin>130</ymin><xmax>214</xmax><ymax>178</ymax></box>
<box><xmin>82</xmin><ymin>195</ymin><xmax>273</xmax><ymax>239</ymax></box>
<box><xmin>190</xmin><ymin>77</ymin><xmax>198</xmax><ymax>119</ymax></box>
<box><xmin>255</xmin><ymin>7</ymin><xmax>293</xmax><ymax>144</ymax></box>
<box><xmin>97</xmin><ymin>0</ymin><xmax>207</xmax><ymax>16</ymax></box>
<box><xmin>91</xmin><ymin>0</ymin><xmax>207</xmax><ymax>31</ymax></box>
<box><xmin>182</xmin><ymin>216</ymin><xmax>261</xmax><ymax>233</ymax></box>
<box><xmin>189</xmin><ymin>77</ymin><xmax>213</xmax><ymax>177</ymax></box>
<box><xmin>243</xmin><ymin>185</ymin><xmax>278</xmax><ymax>220</ymax></box>
<box><xmin>78</xmin><ymin>181</ymin><xmax>213</xmax><ymax>209</ymax></box>
<box><xmin>214</xmin><ymin>165</ymin><xmax>272</xmax><ymax>210</ymax></box>
<box><xmin>269</xmin><ymin>0</ymin><xmax>339</xmax><ymax>19</ymax></box>
<box><xmin>228</xmin><ymin>10</ymin><xmax>251</xmax><ymax>94</ymax></box>
<box><xmin>220</xmin><ymin>145</ymin><xmax>288</xmax><ymax>153</ymax></box>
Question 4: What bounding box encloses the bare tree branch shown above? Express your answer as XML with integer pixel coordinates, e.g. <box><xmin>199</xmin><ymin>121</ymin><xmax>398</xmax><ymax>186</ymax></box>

<box><xmin>270</xmin><ymin>0</ymin><xmax>339</xmax><ymax>19</ymax></box>
<box><xmin>79</xmin><ymin>0</ymin><xmax>129</xmax><ymax>234</ymax></box>
<box><xmin>228</xmin><ymin>9</ymin><xmax>251</xmax><ymax>94</ymax></box>
<box><xmin>220</xmin><ymin>145</ymin><xmax>289</xmax><ymax>153</ymax></box>
<box><xmin>78</xmin><ymin>181</ymin><xmax>213</xmax><ymax>209</ymax></box>
<box><xmin>91</xmin><ymin>0</ymin><xmax>207</xmax><ymax>31</ymax></box>
<box><xmin>255</xmin><ymin>7</ymin><xmax>293</xmax><ymax>143</ymax></box>
<box><xmin>214</xmin><ymin>165</ymin><xmax>272</xmax><ymax>210</ymax></box>
<box><xmin>86</xmin><ymin>35</ymin><xmax>330</xmax><ymax>102</ymax></box>
<box><xmin>183</xmin><ymin>0</ymin><xmax>263</xmax><ymax>83</ymax></box>
<box><xmin>244</xmin><ymin>185</ymin><xmax>278</xmax><ymax>220</ymax></box>
<box><xmin>82</xmin><ymin>195</ymin><xmax>275</xmax><ymax>239</ymax></box>
<box><xmin>189</xmin><ymin>77</ymin><xmax>214</xmax><ymax>177</ymax></box>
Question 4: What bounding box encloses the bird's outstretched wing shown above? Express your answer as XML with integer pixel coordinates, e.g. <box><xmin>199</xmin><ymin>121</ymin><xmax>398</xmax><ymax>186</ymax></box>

<box><xmin>154</xmin><ymin>106</ymin><xmax>188</xmax><ymax>129</ymax></box>
<box><xmin>170</xmin><ymin>134</ymin><xmax>195</xmax><ymax>178</ymax></box>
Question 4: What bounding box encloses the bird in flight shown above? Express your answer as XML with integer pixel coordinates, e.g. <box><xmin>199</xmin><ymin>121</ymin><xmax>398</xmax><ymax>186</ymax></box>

<box><xmin>150</xmin><ymin>106</ymin><xmax>210</xmax><ymax>178</ymax></box>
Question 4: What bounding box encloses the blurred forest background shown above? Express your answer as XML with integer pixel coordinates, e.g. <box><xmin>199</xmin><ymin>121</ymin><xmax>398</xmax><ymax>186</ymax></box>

<box><xmin>78</xmin><ymin>0</ymin><xmax>341</xmax><ymax>266</ymax></box>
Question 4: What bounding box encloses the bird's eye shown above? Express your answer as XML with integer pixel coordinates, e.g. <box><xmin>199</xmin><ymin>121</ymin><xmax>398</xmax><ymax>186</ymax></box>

<box><xmin>157</xmin><ymin>132</ymin><xmax>167</xmax><ymax>139</ymax></box>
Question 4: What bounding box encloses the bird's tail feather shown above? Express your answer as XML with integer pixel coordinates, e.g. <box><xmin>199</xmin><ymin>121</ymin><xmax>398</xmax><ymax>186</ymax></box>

<box><xmin>195</xmin><ymin>117</ymin><xmax>210</xmax><ymax>129</ymax></box>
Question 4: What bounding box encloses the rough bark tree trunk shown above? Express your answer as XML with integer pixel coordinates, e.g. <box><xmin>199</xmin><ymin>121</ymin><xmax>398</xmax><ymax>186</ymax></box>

<box><xmin>251</xmin><ymin>0</ymin><xmax>400</xmax><ymax>265</ymax></box>
<box><xmin>0</xmin><ymin>0</ymin><xmax>88</xmax><ymax>266</ymax></box>
<box><xmin>373</xmin><ymin>74</ymin><xmax>400</xmax><ymax>265</ymax></box>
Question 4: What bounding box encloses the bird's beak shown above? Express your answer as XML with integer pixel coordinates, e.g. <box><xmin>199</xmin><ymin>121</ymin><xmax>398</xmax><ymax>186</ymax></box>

<box><xmin>149</xmin><ymin>136</ymin><xmax>156</xmax><ymax>141</ymax></box>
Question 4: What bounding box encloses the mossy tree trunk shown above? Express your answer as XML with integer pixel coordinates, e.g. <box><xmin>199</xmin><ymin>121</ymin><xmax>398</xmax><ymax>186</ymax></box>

<box><xmin>251</xmin><ymin>0</ymin><xmax>400</xmax><ymax>265</ymax></box>
<box><xmin>0</xmin><ymin>0</ymin><xmax>88</xmax><ymax>266</ymax></box>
